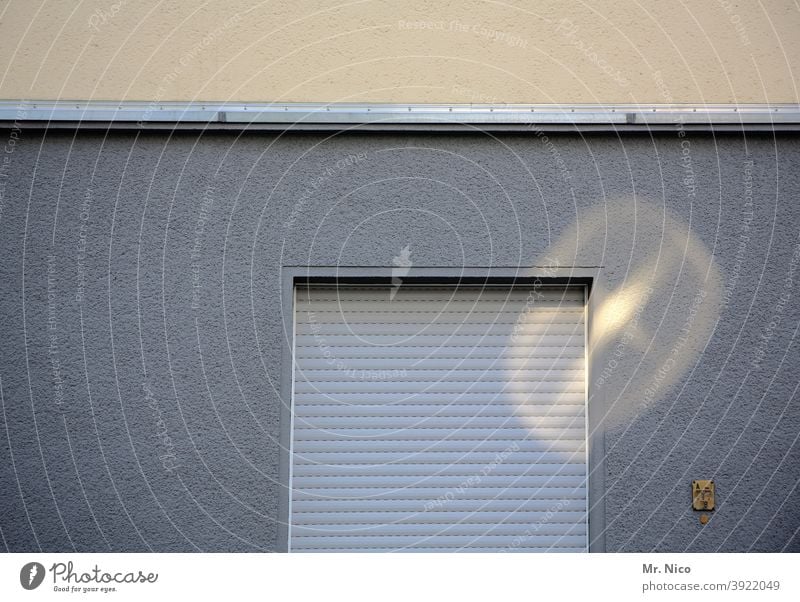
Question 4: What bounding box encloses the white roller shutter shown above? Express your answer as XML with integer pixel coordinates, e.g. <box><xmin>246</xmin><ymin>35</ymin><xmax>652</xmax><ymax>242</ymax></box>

<box><xmin>290</xmin><ymin>285</ymin><xmax>587</xmax><ymax>552</ymax></box>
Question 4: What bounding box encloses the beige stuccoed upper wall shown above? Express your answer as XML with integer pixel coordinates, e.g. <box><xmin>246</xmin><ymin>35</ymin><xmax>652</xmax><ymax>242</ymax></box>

<box><xmin>0</xmin><ymin>0</ymin><xmax>798</xmax><ymax>104</ymax></box>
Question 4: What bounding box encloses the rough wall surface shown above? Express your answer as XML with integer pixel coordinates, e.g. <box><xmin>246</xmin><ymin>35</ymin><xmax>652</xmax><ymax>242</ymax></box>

<box><xmin>0</xmin><ymin>129</ymin><xmax>798</xmax><ymax>552</ymax></box>
<box><xmin>0</xmin><ymin>0</ymin><xmax>798</xmax><ymax>103</ymax></box>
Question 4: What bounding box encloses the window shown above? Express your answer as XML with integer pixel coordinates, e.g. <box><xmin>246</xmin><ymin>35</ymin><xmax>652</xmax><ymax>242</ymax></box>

<box><xmin>289</xmin><ymin>284</ymin><xmax>588</xmax><ymax>552</ymax></box>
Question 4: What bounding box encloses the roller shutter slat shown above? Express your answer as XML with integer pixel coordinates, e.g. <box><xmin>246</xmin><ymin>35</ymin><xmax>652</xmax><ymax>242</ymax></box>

<box><xmin>292</xmin><ymin>489</ymin><xmax>584</xmax><ymax>508</ymax></box>
<box><xmin>290</xmin><ymin>285</ymin><xmax>587</xmax><ymax>552</ymax></box>
<box><xmin>295</xmin><ymin>405</ymin><xmax>585</xmax><ymax>418</ymax></box>
<box><xmin>293</xmin><ymin>428</ymin><xmax>585</xmax><ymax>441</ymax></box>
<box><xmin>293</xmin><ymin>462</ymin><xmax>586</xmax><ymax>477</ymax></box>
<box><xmin>295</xmin><ymin>416</ymin><xmax>583</xmax><ymax>429</ymax></box>
<box><xmin>293</xmin><ymin>381</ymin><xmax>585</xmax><ymax>394</ymax></box>
<box><xmin>296</xmin><ymin>334</ymin><xmax>583</xmax><ymax>347</ymax></box>
<box><xmin>292</xmin><ymin>486</ymin><xmax>586</xmax><ymax>501</ymax></box>
<box><xmin>297</xmin><ymin>347</ymin><xmax>583</xmax><ymax>359</ymax></box>
<box><xmin>296</xmin><ymin>369</ymin><xmax>585</xmax><ymax>381</ymax></box>
<box><xmin>292</xmin><ymin>523</ymin><xmax>586</xmax><ymax>537</ymax></box>
<box><xmin>292</xmin><ymin>510</ymin><xmax>588</xmax><ymax>525</ymax></box>
<box><xmin>292</xmin><ymin>475</ymin><xmax>586</xmax><ymax>489</ymax></box>
<box><xmin>293</xmin><ymin>451</ymin><xmax>583</xmax><ymax>465</ymax></box>
<box><xmin>296</xmin><ymin>288</ymin><xmax>584</xmax><ymax>302</ymax></box>
<box><xmin>294</xmin><ymin>434</ymin><xmax>583</xmax><ymax>450</ymax></box>
<box><xmin>294</xmin><ymin>393</ymin><xmax>586</xmax><ymax>404</ymax></box>
<box><xmin>318</xmin><ymin>547</ymin><xmax>583</xmax><ymax>552</ymax></box>
<box><xmin>296</xmin><ymin>357</ymin><xmax>584</xmax><ymax>370</ymax></box>
<box><xmin>291</xmin><ymin>534</ymin><xmax>588</xmax><ymax>551</ymax></box>
<box><xmin>297</xmin><ymin>299</ymin><xmax>582</xmax><ymax>310</ymax></box>
<box><xmin>296</xmin><ymin>322</ymin><xmax>583</xmax><ymax>336</ymax></box>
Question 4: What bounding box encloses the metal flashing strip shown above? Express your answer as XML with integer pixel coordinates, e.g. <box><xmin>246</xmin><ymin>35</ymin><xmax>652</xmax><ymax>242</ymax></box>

<box><xmin>1</xmin><ymin>101</ymin><xmax>799</xmax><ymax>130</ymax></box>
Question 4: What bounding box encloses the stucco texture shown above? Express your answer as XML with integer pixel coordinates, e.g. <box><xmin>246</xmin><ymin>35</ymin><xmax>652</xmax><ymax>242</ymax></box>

<box><xmin>0</xmin><ymin>128</ymin><xmax>798</xmax><ymax>552</ymax></box>
<box><xmin>0</xmin><ymin>0</ymin><xmax>798</xmax><ymax>104</ymax></box>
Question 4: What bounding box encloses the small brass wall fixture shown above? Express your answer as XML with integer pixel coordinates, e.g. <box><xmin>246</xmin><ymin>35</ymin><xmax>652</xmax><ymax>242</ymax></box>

<box><xmin>692</xmin><ymin>480</ymin><xmax>715</xmax><ymax>525</ymax></box>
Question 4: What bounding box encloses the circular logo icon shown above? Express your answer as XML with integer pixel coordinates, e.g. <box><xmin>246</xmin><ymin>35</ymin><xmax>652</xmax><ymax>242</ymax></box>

<box><xmin>20</xmin><ymin>562</ymin><xmax>45</xmax><ymax>590</ymax></box>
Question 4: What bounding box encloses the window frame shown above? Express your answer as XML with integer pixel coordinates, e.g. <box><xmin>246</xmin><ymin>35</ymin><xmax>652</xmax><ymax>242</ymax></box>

<box><xmin>277</xmin><ymin>266</ymin><xmax>603</xmax><ymax>552</ymax></box>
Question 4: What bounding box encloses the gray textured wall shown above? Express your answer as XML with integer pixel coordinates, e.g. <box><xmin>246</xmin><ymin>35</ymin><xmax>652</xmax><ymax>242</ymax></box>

<box><xmin>0</xmin><ymin>129</ymin><xmax>798</xmax><ymax>552</ymax></box>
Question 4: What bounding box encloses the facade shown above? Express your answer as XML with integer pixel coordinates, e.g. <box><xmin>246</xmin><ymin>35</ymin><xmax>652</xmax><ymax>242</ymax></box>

<box><xmin>0</xmin><ymin>3</ymin><xmax>799</xmax><ymax>553</ymax></box>
<box><xmin>1</xmin><ymin>2</ymin><xmax>798</xmax><ymax>104</ymax></box>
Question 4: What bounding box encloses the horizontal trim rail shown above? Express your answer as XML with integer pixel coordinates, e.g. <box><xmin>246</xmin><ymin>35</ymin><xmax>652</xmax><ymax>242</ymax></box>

<box><xmin>2</xmin><ymin>101</ymin><xmax>799</xmax><ymax>131</ymax></box>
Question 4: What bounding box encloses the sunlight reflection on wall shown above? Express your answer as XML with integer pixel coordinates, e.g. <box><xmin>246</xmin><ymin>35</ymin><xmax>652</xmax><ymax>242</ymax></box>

<box><xmin>521</xmin><ymin>197</ymin><xmax>723</xmax><ymax>430</ymax></box>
